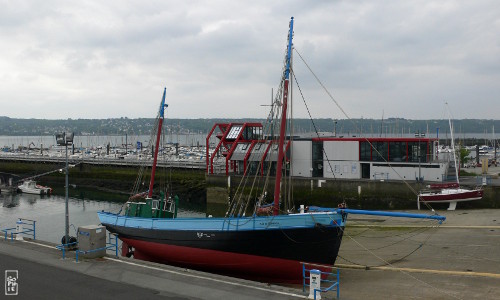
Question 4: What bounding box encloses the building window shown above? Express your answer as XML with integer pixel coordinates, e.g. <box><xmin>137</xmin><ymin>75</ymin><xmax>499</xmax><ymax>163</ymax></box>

<box><xmin>312</xmin><ymin>141</ymin><xmax>323</xmax><ymax>177</ymax></box>
<box><xmin>372</xmin><ymin>142</ymin><xmax>388</xmax><ymax>162</ymax></box>
<box><xmin>389</xmin><ymin>142</ymin><xmax>406</xmax><ymax>162</ymax></box>
<box><xmin>238</xmin><ymin>161</ymin><xmax>245</xmax><ymax>175</ymax></box>
<box><xmin>408</xmin><ymin>141</ymin><xmax>428</xmax><ymax>162</ymax></box>
<box><xmin>360</xmin><ymin>142</ymin><xmax>371</xmax><ymax>161</ymax></box>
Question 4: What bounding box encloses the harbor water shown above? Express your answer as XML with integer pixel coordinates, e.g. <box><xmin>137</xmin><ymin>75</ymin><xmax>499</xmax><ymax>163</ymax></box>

<box><xmin>0</xmin><ymin>193</ymin><xmax>204</xmax><ymax>244</ymax></box>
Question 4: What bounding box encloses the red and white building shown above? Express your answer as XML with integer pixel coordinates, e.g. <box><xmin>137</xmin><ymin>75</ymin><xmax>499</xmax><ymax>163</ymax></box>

<box><xmin>206</xmin><ymin>122</ymin><xmax>447</xmax><ymax>182</ymax></box>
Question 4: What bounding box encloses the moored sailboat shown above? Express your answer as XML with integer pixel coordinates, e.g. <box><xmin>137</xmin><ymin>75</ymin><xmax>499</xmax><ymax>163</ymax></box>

<box><xmin>418</xmin><ymin>105</ymin><xmax>483</xmax><ymax>210</ymax></box>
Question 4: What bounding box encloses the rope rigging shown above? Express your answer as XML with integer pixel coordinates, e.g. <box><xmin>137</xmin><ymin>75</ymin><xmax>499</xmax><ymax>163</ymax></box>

<box><xmin>226</xmin><ymin>30</ymin><xmax>294</xmax><ymax>217</ymax></box>
<box><xmin>290</xmin><ymin>46</ymin><xmax>458</xmax><ymax>299</ymax></box>
<box><xmin>293</xmin><ymin>47</ymin><xmax>437</xmax><ymax>212</ymax></box>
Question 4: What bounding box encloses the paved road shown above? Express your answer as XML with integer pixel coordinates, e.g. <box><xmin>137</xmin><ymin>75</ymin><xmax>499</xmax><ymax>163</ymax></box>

<box><xmin>1</xmin><ymin>255</ymin><xmax>180</xmax><ymax>300</ymax></box>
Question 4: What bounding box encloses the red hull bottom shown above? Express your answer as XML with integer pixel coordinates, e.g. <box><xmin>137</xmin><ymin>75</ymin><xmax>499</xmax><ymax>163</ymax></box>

<box><xmin>121</xmin><ymin>238</ymin><xmax>333</xmax><ymax>283</ymax></box>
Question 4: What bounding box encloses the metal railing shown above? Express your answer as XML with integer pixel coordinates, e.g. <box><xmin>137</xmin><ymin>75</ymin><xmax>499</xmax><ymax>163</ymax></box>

<box><xmin>302</xmin><ymin>262</ymin><xmax>340</xmax><ymax>300</ymax></box>
<box><xmin>56</xmin><ymin>241</ymin><xmax>78</xmax><ymax>259</ymax></box>
<box><xmin>56</xmin><ymin>232</ymin><xmax>119</xmax><ymax>261</ymax></box>
<box><xmin>0</xmin><ymin>154</ymin><xmax>214</xmax><ymax>170</ymax></box>
<box><xmin>75</xmin><ymin>233</ymin><xmax>118</xmax><ymax>262</ymax></box>
<box><xmin>2</xmin><ymin>218</ymin><xmax>36</xmax><ymax>241</ymax></box>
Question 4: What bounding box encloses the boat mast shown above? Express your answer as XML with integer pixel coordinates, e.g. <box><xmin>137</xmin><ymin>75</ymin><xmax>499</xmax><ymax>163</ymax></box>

<box><xmin>273</xmin><ymin>17</ymin><xmax>294</xmax><ymax>216</ymax></box>
<box><xmin>148</xmin><ymin>88</ymin><xmax>168</xmax><ymax>198</ymax></box>
<box><xmin>447</xmin><ymin>103</ymin><xmax>460</xmax><ymax>186</ymax></box>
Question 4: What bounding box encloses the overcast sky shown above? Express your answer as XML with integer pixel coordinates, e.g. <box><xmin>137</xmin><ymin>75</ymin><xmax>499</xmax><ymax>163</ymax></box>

<box><xmin>1</xmin><ymin>1</ymin><xmax>499</xmax><ymax>120</ymax></box>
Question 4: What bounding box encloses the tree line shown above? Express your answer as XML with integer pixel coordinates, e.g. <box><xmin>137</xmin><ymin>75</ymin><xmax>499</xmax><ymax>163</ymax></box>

<box><xmin>0</xmin><ymin>116</ymin><xmax>498</xmax><ymax>136</ymax></box>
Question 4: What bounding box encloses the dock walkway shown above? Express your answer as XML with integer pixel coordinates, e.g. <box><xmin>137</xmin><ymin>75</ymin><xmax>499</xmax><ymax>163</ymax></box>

<box><xmin>0</xmin><ymin>239</ymin><xmax>306</xmax><ymax>299</ymax></box>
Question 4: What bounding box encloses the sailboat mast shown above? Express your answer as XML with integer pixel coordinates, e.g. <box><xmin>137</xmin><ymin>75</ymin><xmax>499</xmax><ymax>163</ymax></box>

<box><xmin>447</xmin><ymin>105</ymin><xmax>460</xmax><ymax>185</ymax></box>
<box><xmin>273</xmin><ymin>17</ymin><xmax>294</xmax><ymax>216</ymax></box>
<box><xmin>148</xmin><ymin>88</ymin><xmax>168</xmax><ymax>198</ymax></box>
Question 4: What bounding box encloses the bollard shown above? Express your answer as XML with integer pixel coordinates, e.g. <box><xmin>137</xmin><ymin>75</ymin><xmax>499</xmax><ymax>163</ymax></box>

<box><xmin>308</xmin><ymin>269</ymin><xmax>321</xmax><ymax>299</ymax></box>
<box><xmin>300</xmin><ymin>205</ymin><xmax>305</xmax><ymax>214</ymax></box>
<box><xmin>15</xmin><ymin>220</ymin><xmax>23</xmax><ymax>241</ymax></box>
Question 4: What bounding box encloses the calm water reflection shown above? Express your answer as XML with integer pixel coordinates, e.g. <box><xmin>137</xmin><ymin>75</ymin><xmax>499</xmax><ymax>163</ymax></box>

<box><xmin>0</xmin><ymin>193</ymin><xmax>204</xmax><ymax>244</ymax></box>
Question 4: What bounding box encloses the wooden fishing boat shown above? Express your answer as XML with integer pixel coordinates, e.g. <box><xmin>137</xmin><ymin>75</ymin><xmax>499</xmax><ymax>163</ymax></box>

<box><xmin>99</xmin><ymin>17</ymin><xmax>445</xmax><ymax>283</ymax></box>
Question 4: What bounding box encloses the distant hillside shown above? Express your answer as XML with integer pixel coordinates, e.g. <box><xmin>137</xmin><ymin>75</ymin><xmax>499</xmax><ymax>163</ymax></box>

<box><xmin>0</xmin><ymin>116</ymin><xmax>499</xmax><ymax>136</ymax></box>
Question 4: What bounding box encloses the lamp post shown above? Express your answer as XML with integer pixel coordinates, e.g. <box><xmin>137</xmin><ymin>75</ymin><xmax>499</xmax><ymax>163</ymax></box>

<box><xmin>56</xmin><ymin>132</ymin><xmax>74</xmax><ymax>246</ymax></box>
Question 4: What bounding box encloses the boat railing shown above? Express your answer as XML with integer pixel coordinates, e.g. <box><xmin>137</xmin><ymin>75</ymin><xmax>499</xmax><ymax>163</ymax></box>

<box><xmin>1</xmin><ymin>218</ymin><xmax>36</xmax><ymax>241</ymax></box>
<box><xmin>302</xmin><ymin>262</ymin><xmax>340</xmax><ymax>300</ymax></box>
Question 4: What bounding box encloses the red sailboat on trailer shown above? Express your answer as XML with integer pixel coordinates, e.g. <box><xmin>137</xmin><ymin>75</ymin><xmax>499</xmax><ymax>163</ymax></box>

<box><xmin>418</xmin><ymin>107</ymin><xmax>483</xmax><ymax>210</ymax></box>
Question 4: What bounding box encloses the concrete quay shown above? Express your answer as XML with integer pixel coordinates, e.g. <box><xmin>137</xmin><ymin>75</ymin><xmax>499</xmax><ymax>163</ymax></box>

<box><xmin>1</xmin><ymin>209</ymin><xmax>499</xmax><ymax>299</ymax></box>
<box><xmin>0</xmin><ymin>239</ymin><xmax>305</xmax><ymax>300</ymax></box>
<box><xmin>0</xmin><ymin>154</ymin><xmax>212</xmax><ymax>170</ymax></box>
<box><xmin>338</xmin><ymin>209</ymin><xmax>500</xmax><ymax>299</ymax></box>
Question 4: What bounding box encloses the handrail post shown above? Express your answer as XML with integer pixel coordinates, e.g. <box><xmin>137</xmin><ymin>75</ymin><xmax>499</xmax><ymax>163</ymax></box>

<box><xmin>337</xmin><ymin>268</ymin><xmax>340</xmax><ymax>300</ymax></box>
<box><xmin>302</xmin><ymin>263</ymin><xmax>306</xmax><ymax>292</ymax></box>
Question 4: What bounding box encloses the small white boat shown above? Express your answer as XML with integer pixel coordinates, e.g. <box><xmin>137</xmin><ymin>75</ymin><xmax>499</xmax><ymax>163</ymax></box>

<box><xmin>18</xmin><ymin>180</ymin><xmax>52</xmax><ymax>195</ymax></box>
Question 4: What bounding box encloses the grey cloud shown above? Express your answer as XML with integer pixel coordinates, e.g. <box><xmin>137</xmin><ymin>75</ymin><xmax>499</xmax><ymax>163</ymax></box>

<box><xmin>0</xmin><ymin>0</ymin><xmax>499</xmax><ymax>120</ymax></box>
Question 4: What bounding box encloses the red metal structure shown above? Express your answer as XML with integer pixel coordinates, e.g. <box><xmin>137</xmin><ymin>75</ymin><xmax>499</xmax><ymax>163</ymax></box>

<box><xmin>206</xmin><ymin>122</ymin><xmax>263</xmax><ymax>175</ymax></box>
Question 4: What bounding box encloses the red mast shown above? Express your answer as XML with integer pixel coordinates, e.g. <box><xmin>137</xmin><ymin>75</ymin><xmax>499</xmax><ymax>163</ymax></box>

<box><xmin>273</xmin><ymin>17</ymin><xmax>294</xmax><ymax>216</ymax></box>
<box><xmin>148</xmin><ymin>88</ymin><xmax>168</xmax><ymax>198</ymax></box>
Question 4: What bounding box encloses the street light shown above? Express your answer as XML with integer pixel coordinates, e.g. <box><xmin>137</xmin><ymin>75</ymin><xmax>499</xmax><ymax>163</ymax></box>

<box><xmin>56</xmin><ymin>132</ymin><xmax>74</xmax><ymax>247</ymax></box>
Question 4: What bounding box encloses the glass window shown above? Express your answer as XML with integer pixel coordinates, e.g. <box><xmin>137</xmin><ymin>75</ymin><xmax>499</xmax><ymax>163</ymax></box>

<box><xmin>389</xmin><ymin>142</ymin><xmax>406</xmax><ymax>162</ymax></box>
<box><xmin>372</xmin><ymin>142</ymin><xmax>388</xmax><ymax>161</ymax></box>
<box><xmin>408</xmin><ymin>141</ymin><xmax>428</xmax><ymax>162</ymax></box>
<box><xmin>312</xmin><ymin>141</ymin><xmax>323</xmax><ymax>177</ymax></box>
<box><xmin>420</xmin><ymin>142</ymin><xmax>428</xmax><ymax>162</ymax></box>
<box><xmin>152</xmin><ymin>200</ymin><xmax>159</xmax><ymax>210</ymax></box>
<box><xmin>360</xmin><ymin>142</ymin><xmax>371</xmax><ymax>161</ymax></box>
